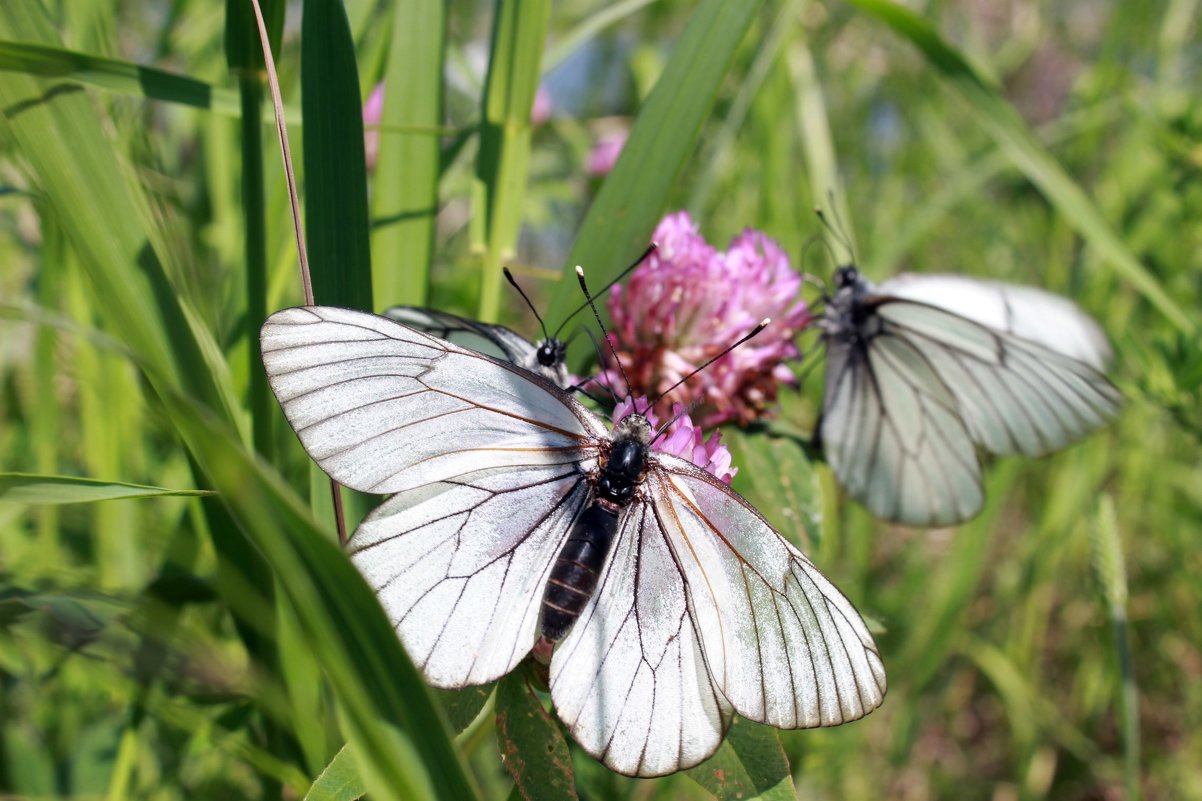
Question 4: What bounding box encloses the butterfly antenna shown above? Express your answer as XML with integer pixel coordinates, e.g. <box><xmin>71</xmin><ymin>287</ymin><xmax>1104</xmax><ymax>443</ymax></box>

<box><xmin>502</xmin><ymin>267</ymin><xmax>552</xmax><ymax>342</ymax></box>
<box><xmin>815</xmin><ymin>194</ymin><xmax>857</xmax><ymax>266</ymax></box>
<box><xmin>577</xmin><ymin>325</ymin><xmax>620</xmax><ymax>406</ymax></box>
<box><xmin>651</xmin><ymin>318</ymin><xmax>771</xmax><ymax>409</ymax></box>
<box><xmin>576</xmin><ymin>266</ymin><xmax>632</xmax><ymax>401</ymax></box>
<box><xmin>553</xmin><ymin>243</ymin><xmax>657</xmax><ymax>339</ymax></box>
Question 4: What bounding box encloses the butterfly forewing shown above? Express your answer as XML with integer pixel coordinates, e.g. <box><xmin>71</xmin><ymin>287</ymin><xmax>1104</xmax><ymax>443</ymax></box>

<box><xmin>260</xmin><ymin>306</ymin><xmax>602</xmax><ymax>494</ymax></box>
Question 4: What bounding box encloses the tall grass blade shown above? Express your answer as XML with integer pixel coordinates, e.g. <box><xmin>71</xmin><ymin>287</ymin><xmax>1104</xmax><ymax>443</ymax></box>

<box><xmin>546</xmin><ymin>0</ymin><xmax>767</xmax><ymax>324</ymax></box>
<box><xmin>301</xmin><ymin>0</ymin><xmax>374</xmax><ymax>310</ymax></box>
<box><xmin>473</xmin><ymin>0</ymin><xmax>551</xmax><ymax>322</ymax></box>
<box><xmin>371</xmin><ymin>0</ymin><xmax>445</xmax><ymax>307</ymax></box>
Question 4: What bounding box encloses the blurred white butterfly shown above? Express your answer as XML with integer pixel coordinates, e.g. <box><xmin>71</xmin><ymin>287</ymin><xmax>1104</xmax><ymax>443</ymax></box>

<box><xmin>261</xmin><ymin>291</ymin><xmax>885</xmax><ymax>777</ymax></box>
<box><xmin>816</xmin><ymin>267</ymin><xmax>1121</xmax><ymax>527</ymax></box>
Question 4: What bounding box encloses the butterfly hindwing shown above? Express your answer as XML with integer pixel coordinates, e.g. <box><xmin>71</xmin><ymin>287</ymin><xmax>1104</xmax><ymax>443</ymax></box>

<box><xmin>349</xmin><ymin>464</ymin><xmax>591</xmax><ymax>687</ymax></box>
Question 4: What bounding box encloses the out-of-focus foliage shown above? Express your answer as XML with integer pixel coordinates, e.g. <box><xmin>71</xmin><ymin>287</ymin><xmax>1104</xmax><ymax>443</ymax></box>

<box><xmin>0</xmin><ymin>0</ymin><xmax>1198</xmax><ymax>799</ymax></box>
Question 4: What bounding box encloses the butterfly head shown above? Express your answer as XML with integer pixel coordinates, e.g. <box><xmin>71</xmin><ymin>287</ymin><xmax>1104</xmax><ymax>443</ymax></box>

<box><xmin>536</xmin><ymin>337</ymin><xmax>567</xmax><ymax>369</ymax></box>
<box><xmin>834</xmin><ymin>265</ymin><xmax>861</xmax><ymax>290</ymax></box>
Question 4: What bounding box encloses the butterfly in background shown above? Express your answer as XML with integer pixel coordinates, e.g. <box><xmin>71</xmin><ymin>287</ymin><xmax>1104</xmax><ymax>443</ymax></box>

<box><xmin>260</xmin><ymin>285</ymin><xmax>886</xmax><ymax>777</ymax></box>
<box><xmin>384</xmin><ymin>246</ymin><xmax>656</xmax><ymax>391</ymax></box>
<box><xmin>814</xmin><ymin>267</ymin><xmax>1121</xmax><ymax>527</ymax></box>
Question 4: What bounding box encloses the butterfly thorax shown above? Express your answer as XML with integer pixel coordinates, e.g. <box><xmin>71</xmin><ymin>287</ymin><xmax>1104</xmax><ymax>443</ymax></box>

<box><xmin>822</xmin><ymin>266</ymin><xmax>881</xmax><ymax>346</ymax></box>
<box><xmin>597</xmin><ymin>414</ymin><xmax>652</xmax><ymax>506</ymax></box>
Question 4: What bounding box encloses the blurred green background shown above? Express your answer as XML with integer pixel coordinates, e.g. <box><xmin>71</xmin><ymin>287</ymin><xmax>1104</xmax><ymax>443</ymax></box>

<box><xmin>1</xmin><ymin>0</ymin><xmax>1199</xmax><ymax>799</ymax></box>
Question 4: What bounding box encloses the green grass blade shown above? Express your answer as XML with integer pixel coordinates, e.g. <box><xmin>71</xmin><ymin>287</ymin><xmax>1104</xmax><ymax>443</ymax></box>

<box><xmin>542</xmin><ymin>0</ymin><xmax>656</xmax><ymax>74</ymax></box>
<box><xmin>301</xmin><ymin>0</ymin><xmax>374</xmax><ymax>310</ymax></box>
<box><xmin>844</xmin><ymin>0</ymin><xmax>1193</xmax><ymax>334</ymax></box>
<box><xmin>1092</xmin><ymin>495</ymin><xmax>1141</xmax><ymax>801</ymax></box>
<box><xmin>0</xmin><ymin>5</ymin><xmax>243</xmax><ymax>432</ymax></box>
<box><xmin>0</xmin><ymin>40</ymin><xmax>243</xmax><ymax>115</ymax></box>
<box><xmin>473</xmin><ymin>0</ymin><xmax>551</xmax><ymax>322</ymax></box>
<box><xmin>0</xmin><ymin>473</ymin><xmax>213</xmax><ymax>505</ymax></box>
<box><xmin>546</xmin><ymin>0</ymin><xmax>767</xmax><ymax>324</ymax></box>
<box><xmin>370</xmin><ymin>0</ymin><xmax>445</xmax><ymax>307</ymax></box>
<box><xmin>165</xmin><ymin>394</ymin><xmax>478</xmax><ymax>801</ymax></box>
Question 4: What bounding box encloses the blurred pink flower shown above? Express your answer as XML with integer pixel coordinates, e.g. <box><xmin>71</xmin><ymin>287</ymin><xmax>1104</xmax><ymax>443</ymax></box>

<box><xmin>586</xmin><ymin>130</ymin><xmax>628</xmax><ymax>177</ymax></box>
<box><xmin>363</xmin><ymin>82</ymin><xmax>385</xmax><ymax>170</ymax></box>
<box><xmin>598</xmin><ymin>211</ymin><xmax>811</xmax><ymax>427</ymax></box>
<box><xmin>531</xmin><ymin>86</ymin><xmax>553</xmax><ymax>126</ymax></box>
<box><xmin>612</xmin><ymin>397</ymin><xmax>736</xmax><ymax>484</ymax></box>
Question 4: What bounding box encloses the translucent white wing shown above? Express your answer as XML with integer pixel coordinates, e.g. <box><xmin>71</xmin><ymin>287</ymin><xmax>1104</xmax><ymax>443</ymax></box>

<box><xmin>654</xmin><ymin>464</ymin><xmax>886</xmax><ymax>730</ymax></box>
<box><xmin>548</xmin><ymin>458</ymin><xmax>885</xmax><ymax>777</ymax></box>
<box><xmin>819</xmin><ymin>297</ymin><xmax>1121</xmax><ymax>525</ymax></box>
<box><xmin>549</xmin><ymin>499</ymin><xmax>730</xmax><ymax>777</ymax></box>
<box><xmin>820</xmin><ymin>332</ymin><xmax>985</xmax><ymax>526</ymax></box>
<box><xmin>877</xmin><ymin>273</ymin><xmax>1112</xmax><ymax>369</ymax></box>
<box><xmin>383</xmin><ymin>305</ymin><xmax>539</xmax><ymax>366</ymax></box>
<box><xmin>260</xmin><ymin>306</ymin><xmax>604</xmax><ymax>493</ymax></box>
<box><xmin>384</xmin><ymin>305</ymin><xmax>571</xmax><ymax>388</ymax></box>
<box><xmin>876</xmin><ymin>301</ymin><xmax>1121</xmax><ymax>458</ymax></box>
<box><xmin>349</xmin><ymin>463</ymin><xmax>590</xmax><ymax>687</ymax></box>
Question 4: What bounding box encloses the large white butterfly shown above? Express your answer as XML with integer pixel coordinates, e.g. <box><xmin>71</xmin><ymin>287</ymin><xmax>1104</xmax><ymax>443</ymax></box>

<box><xmin>261</xmin><ymin>302</ymin><xmax>886</xmax><ymax>777</ymax></box>
<box><xmin>816</xmin><ymin>267</ymin><xmax>1121</xmax><ymax>527</ymax></box>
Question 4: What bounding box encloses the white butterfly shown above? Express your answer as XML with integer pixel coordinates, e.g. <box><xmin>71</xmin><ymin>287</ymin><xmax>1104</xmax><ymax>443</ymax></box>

<box><xmin>816</xmin><ymin>268</ymin><xmax>1121</xmax><ymax>527</ymax></box>
<box><xmin>383</xmin><ymin>305</ymin><xmax>570</xmax><ymax>389</ymax></box>
<box><xmin>261</xmin><ymin>303</ymin><xmax>886</xmax><ymax>777</ymax></box>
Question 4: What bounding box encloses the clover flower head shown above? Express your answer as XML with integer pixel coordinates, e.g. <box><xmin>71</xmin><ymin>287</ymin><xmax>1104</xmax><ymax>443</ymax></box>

<box><xmin>598</xmin><ymin>211</ymin><xmax>811</xmax><ymax>427</ymax></box>
<box><xmin>531</xmin><ymin>86</ymin><xmax>553</xmax><ymax>126</ymax></box>
<box><xmin>611</xmin><ymin>396</ymin><xmax>736</xmax><ymax>484</ymax></box>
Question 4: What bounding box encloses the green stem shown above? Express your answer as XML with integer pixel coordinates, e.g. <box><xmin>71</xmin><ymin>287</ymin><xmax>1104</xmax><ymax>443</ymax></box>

<box><xmin>241</xmin><ymin>74</ymin><xmax>272</xmax><ymax>460</ymax></box>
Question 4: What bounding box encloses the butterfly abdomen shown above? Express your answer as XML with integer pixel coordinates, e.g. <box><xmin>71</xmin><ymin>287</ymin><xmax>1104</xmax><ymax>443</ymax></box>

<box><xmin>541</xmin><ymin>502</ymin><xmax>620</xmax><ymax>642</ymax></box>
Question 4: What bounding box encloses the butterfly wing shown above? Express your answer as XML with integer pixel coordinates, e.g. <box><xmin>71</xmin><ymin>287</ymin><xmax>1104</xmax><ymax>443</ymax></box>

<box><xmin>877</xmin><ymin>273</ymin><xmax>1112</xmax><ymax>369</ymax></box>
<box><xmin>820</xmin><ymin>328</ymin><xmax>985</xmax><ymax>525</ymax></box>
<box><xmin>549</xmin><ymin>498</ymin><xmax>731</xmax><ymax>777</ymax></box>
<box><xmin>874</xmin><ymin>299</ymin><xmax>1121</xmax><ymax>458</ymax></box>
<box><xmin>260</xmin><ymin>306</ymin><xmax>605</xmax><ymax>494</ymax></box>
<box><xmin>349</xmin><ymin>463</ymin><xmax>591</xmax><ymax>687</ymax></box>
<box><xmin>384</xmin><ymin>305</ymin><xmax>571</xmax><ymax>388</ymax></box>
<box><xmin>819</xmin><ymin>280</ymin><xmax>1121</xmax><ymax>525</ymax></box>
<box><xmin>383</xmin><ymin>305</ymin><xmax>538</xmax><ymax>365</ymax></box>
<box><xmin>548</xmin><ymin>457</ymin><xmax>885</xmax><ymax>777</ymax></box>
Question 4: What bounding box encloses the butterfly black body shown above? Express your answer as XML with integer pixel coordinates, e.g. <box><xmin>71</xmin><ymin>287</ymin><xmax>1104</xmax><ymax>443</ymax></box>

<box><xmin>540</xmin><ymin>414</ymin><xmax>651</xmax><ymax>642</ymax></box>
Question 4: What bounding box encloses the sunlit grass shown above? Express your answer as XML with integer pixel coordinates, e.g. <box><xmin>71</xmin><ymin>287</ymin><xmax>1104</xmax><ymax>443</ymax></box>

<box><xmin>1</xmin><ymin>1</ymin><xmax>1199</xmax><ymax>799</ymax></box>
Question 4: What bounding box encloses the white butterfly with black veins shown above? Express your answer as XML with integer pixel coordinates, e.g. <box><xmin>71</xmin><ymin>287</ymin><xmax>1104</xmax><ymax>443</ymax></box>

<box><xmin>261</xmin><ymin>299</ymin><xmax>886</xmax><ymax>777</ymax></box>
<box><xmin>383</xmin><ymin>304</ymin><xmax>570</xmax><ymax>389</ymax></box>
<box><xmin>816</xmin><ymin>267</ymin><xmax>1121</xmax><ymax>527</ymax></box>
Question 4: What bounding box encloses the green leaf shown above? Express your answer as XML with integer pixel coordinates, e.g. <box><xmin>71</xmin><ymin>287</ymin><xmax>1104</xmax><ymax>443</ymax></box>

<box><xmin>472</xmin><ymin>0</ymin><xmax>551</xmax><ymax>322</ymax></box>
<box><xmin>0</xmin><ymin>473</ymin><xmax>213</xmax><ymax>505</ymax></box>
<box><xmin>301</xmin><ymin>0</ymin><xmax>374</xmax><ymax>310</ymax></box>
<box><xmin>433</xmin><ymin>683</ymin><xmax>495</xmax><ymax>735</ymax></box>
<box><xmin>844</xmin><ymin>0</ymin><xmax>1193</xmax><ymax>335</ymax></box>
<box><xmin>495</xmin><ymin>670</ymin><xmax>577</xmax><ymax>801</ymax></box>
<box><xmin>685</xmin><ymin>718</ymin><xmax>795</xmax><ymax>801</ymax></box>
<box><xmin>0</xmin><ymin>39</ymin><xmax>240</xmax><ymax>114</ymax></box>
<box><xmin>547</xmin><ymin>0</ymin><xmax>766</xmax><ymax>330</ymax></box>
<box><xmin>723</xmin><ymin>430</ymin><xmax>822</xmax><ymax>550</ymax></box>
<box><xmin>163</xmin><ymin>392</ymin><xmax>479</xmax><ymax>801</ymax></box>
<box><xmin>370</xmin><ymin>0</ymin><xmax>445</xmax><ymax>306</ymax></box>
<box><xmin>304</xmin><ymin>744</ymin><xmax>366</xmax><ymax>801</ymax></box>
